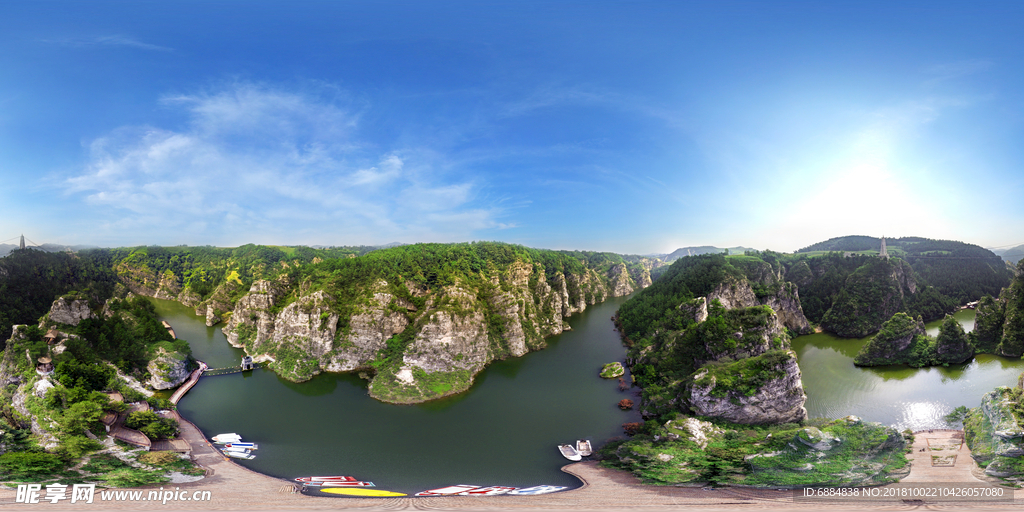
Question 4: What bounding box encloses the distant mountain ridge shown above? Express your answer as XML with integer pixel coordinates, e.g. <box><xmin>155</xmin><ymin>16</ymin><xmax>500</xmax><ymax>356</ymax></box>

<box><xmin>658</xmin><ymin>245</ymin><xmax>756</xmax><ymax>262</ymax></box>
<box><xmin>0</xmin><ymin>243</ymin><xmax>99</xmax><ymax>257</ymax></box>
<box><xmin>991</xmin><ymin>244</ymin><xmax>1024</xmax><ymax>265</ymax></box>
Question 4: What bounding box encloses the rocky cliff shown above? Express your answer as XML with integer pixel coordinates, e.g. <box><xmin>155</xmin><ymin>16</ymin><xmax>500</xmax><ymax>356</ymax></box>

<box><xmin>219</xmin><ymin>258</ymin><xmax>653</xmax><ymax>403</ymax></box>
<box><xmin>965</xmin><ymin>385</ymin><xmax>1024</xmax><ymax>481</ymax></box>
<box><xmin>42</xmin><ymin>297</ymin><xmax>96</xmax><ymax>327</ymax></box>
<box><xmin>708</xmin><ymin>275</ymin><xmax>811</xmax><ymax>334</ymax></box>
<box><xmin>147</xmin><ymin>346</ymin><xmax>192</xmax><ymax>389</ymax></box>
<box><xmin>688</xmin><ymin>350</ymin><xmax>808</xmax><ymax>424</ymax></box>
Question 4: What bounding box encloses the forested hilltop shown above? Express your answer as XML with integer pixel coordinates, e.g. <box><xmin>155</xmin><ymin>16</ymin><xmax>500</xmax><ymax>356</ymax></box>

<box><xmin>1</xmin><ymin>243</ymin><xmax>661</xmax><ymax>404</ymax></box>
<box><xmin>603</xmin><ymin>252</ymin><xmax>910</xmax><ymax>486</ymax></box>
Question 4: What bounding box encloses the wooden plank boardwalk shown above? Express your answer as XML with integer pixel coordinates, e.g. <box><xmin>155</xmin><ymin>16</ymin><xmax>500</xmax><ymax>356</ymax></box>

<box><xmin>170</xmin><ymin>360</ymin><xmax>207</xmax><ymax>404</ymax></box>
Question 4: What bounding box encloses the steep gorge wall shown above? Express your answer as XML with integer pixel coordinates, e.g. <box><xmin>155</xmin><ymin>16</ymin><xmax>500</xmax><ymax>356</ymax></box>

<box><xmin>213</xmin><ymin>259</ymin><xmax>655</xmax><ymax>403</ymax></box>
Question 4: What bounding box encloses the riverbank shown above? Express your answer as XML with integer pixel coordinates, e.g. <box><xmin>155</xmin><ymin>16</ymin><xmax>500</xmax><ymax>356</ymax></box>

<box><xmin>4</xmin><ymin>430</ymin><xmax>1020</xmax><ymax>510</ymax></box>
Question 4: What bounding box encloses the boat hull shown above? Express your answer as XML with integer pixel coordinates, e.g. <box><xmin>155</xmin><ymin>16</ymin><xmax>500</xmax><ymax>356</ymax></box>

<box><xmin>319</xmin><ymin>488</ymin><xmax>406</xmax><ymax>497</ymax></box>
<box><xmin>507</xmin><ymin>485</ymin><xmax>567</xmax><ymax>495</ymax></box>
<box><xmin>415</xmin><ymin>485</ymin><xmax>481</xmax><ymax>496</ymax></box>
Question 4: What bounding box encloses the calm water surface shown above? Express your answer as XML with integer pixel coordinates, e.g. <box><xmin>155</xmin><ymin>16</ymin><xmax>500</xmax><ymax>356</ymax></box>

<box><xmin>150</xmin><ymin>296</ymin><xmax>640</xmax><ymax>493</ymax></box>
<box><xmin>793</xmin><ymin>309</ymin><xmax>1024</xmax><ymax>430</ymax></box>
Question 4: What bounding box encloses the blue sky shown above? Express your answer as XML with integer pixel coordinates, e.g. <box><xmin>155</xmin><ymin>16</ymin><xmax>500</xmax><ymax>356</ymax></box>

<box><xmin>2</xmin><ymin>1</ymin><xmax>1023</xmax><ymax>254</ymax></box>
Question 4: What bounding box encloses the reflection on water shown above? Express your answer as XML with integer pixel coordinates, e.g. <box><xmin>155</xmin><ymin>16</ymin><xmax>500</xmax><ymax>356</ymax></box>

<box><xmin>794</xmin><ymin>309</ymin><xmax>1024</xmax><ymax>431</ymax></box>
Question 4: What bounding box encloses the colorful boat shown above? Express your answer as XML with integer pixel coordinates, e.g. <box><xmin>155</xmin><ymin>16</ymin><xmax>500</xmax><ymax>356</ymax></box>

<box><xmin>309</xmin><ymin>481</ymin><xmax>375</xmax><ymax>488</ymax></box>
<box><xmin>222</xmin><ymin>445</ymin><xmax>252</xmax><ymax>453</ymax></box>
<box><xmin>319</xmin><ymin>488</ymin><xmax>406</xmax><ymax>497</ymax></box>
<box><xmin>558</xmin><ymin>444</ymin><xmax>581</xmax><ymax>461</ymax></box>
<box><xmin>576</xmin><ymin>439</ymin><xmax>593</xmax><ymax>457</ymax></box>
<box><xmin>456</xmin><ymin>486</ymin><xmax>516</xmax><ymax>496</ymax></box>
<box><xmin>415</xmin><ymin>485</ymin><xmax>482</xmax><ymax>496</ymax></box>
<box><xmin>507</xmin><ymin>485</ymin><xmax>568</xmax><ymax>495</ymax></box>
<box><xmin>295</xmin><ymin>476</ymin><xmax>357</xmax><ymax>483</ymax></box>
<box><xmin>225</xmin><ymin>442</ymin><xmax>258</xmax><ymax>450</ymax></box>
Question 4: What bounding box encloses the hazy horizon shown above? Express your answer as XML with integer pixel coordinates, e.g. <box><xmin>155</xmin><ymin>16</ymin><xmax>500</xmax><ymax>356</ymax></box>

<box><xmin>3</xmin><ymin>2</ymin><xmax>1023</xmax><ymax>254</ymax></box>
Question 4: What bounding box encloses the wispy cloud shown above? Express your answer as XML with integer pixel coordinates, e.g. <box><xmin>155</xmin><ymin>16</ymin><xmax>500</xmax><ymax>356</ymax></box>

<box><xmin>60</xmin><ymin>82</ymin><xmax>503</xmax><ymax>245</ymax></box>
<box><xmin>41</xmin><ymin>35</ymin><xmax>173</xmax><ymax>52</ymax></box>
<box><xmin>923</xmin><ymin>59</ymin><xmax>992</xmax><ymax>85</ymax></box>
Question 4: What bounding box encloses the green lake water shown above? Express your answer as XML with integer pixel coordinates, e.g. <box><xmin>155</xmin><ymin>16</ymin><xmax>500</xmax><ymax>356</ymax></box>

<box><xmin>149</xmin><ymin>296</ymin><xmax>641</xmax><ymax>494</ymax></box>
<box><xmin>793</xmin><ymin>308</ymin><xmax>1024</xmax><ymax>430</ymax></box>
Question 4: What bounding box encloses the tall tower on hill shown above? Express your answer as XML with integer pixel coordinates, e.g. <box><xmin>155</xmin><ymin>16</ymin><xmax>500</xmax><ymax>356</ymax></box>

<box><xmin>879</xmin><ymin>236</ymin><xmax>888</xmax><ymax>259</ymax></box>
<box><xmin>19</xmin><ymin>234</ymin><xmax>25</xmax><ymax>250</ymax></box>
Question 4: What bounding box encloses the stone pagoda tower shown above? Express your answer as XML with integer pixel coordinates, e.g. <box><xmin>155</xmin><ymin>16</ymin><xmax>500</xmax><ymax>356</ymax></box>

<box><xmin>879</xmin><ymin>236</ymin><xmax>889</xmax><ymax>259</ymax></box>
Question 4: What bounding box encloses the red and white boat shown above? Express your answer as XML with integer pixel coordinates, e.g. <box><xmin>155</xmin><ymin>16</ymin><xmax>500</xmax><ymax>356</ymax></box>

<box><xmin>414</xmin><ymin>485</ymin><xmax>481</xmax><ymax>496</ymax></box>
<box><xmin>456</xmin><ymin>486</ymin><xmax>517</xmax><ymax>496</ymax></box>
<box><xmin>313</xmin><ymin>481</ymin><xmax>375</xmax><ymax>488</ymax></box>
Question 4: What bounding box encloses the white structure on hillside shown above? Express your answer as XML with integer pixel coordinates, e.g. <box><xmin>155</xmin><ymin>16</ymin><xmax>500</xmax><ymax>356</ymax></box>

<box><xmin>879</xmin><ymin>236</ymin><xmax>889</xmax><ymax>259</ymax></box>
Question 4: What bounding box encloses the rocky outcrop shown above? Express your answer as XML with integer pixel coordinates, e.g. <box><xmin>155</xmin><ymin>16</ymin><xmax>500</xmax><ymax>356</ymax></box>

<box><xmin>44</xmin><ymin>297</ymin><xmax>95</xmax><ymax>326</ymax></box>
<box><xmin>965</xmin><ymin>387</ymin><xmax>1024</xmax><ymax>480</ymax></box>
<box><xmin>608</xmin><ymin>263</ymin><xmax>636</xmax><ymax>297</ymax></box>
<box><xmin>688</xmin><ymin>350</ymin><xmax>808</xmax><ymax>424</ymax></box>
<box><xmin>146</xmin><ymin>346</ymin><xmax>191</xmax><ymax>390</ymax></box>
<box><xmin>707</xmin><ymin>276</ymin><xmax>811</xmax><ymax>333</ymax></box>
<box><xmin>116</xmin><ymin>263</ymin><xmax>182</xmax><ymax>300</ymax></box>
<box><xmin>854</xmin><ymin>313</ymin><xmax>925</xmax><ymax>365</ymax></box>
<box><xmin>196</xmin><ymin>280</ymin><xmax>240</xmax><ymax>327</ymax></box>
<box><xmin>822</xmin><ymin>258</ymin><xmax>917</xmax><ymax>338</ymax></box>
<box><xmin>325</xmin><ymin>282</ymin><xmax>412</xmax><ymax>374</ymax></box>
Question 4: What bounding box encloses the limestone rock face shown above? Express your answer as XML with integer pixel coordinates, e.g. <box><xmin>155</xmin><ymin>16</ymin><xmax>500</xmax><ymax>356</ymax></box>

<box><xmin>608</xmin><ymin>263</ymin><xmax>636</xmax><ymax>297</ymax></box>
<box><xmin>325</xmin><ymin>282</ymin><xmax>412</xmax><ymax>373</ymax></box>
<box><xmin>215</xmin><ymin>258</ymin><xmax>658</xmax><ymax>401</ymax></box>
<box><xmin>709</xmin><ymin>277</ymin><xmax>758</xmax><ymax>310</ymax></box>
<box><xmin>46</xmin><ymin>297</ymin><xmax>95</xmax><ymax>326</ymax></box>
<box><xmin>147</xmin><ymin>346</ymin><xmax>191</xmax><ymax>390</ymax></box>
<box><xmin>707</xmin><ymin>277</ymin><xmax>811</xmax><ymax>333</ymax></box>
<box><xmin>223</xmin><ymin>279</ymin><xmax>284</xmax><ymax>351</ymax></box>
<box><xmin>197</xmin><ymin>280</ymin><xmax>240</xmax><ymax>327</ymax></box>
<box><xmin>116</xmin><ymin>262</ymin><xmax>182</xmax><ymax>300</ymax></box>
<box><xmin>761</xmin><ymin>282</ymin><xmax>812</xmax><ymax>333</ymax></box>
<box><xmin>402</xmin><ymin>285</ymin><xmax>489</xmax><ymax>375</ymax></box>
<box><xmin>688</xmin><ymin>351</ymin><xmax>808</xmax><ymax>424</ymax></box>
<box><xmin>678</xmin><ymin>297</ymin><xmax>708</xmax><ymax>324</ymax></box>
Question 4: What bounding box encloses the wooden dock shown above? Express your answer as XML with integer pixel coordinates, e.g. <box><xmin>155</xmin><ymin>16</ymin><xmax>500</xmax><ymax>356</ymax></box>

<box><xmin>170</xmin><ymin>361</ymin><xmax>207</xmax><ymax>405</ymax></box>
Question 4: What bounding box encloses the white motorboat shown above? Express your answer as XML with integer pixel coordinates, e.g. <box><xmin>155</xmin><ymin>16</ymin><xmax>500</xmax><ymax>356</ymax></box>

<box><xmin>221</xmin><ymin>448</ymin><xmax>255</xmax><ymax>460</ymax></box>
<box><xmin>558</xmin><ymin>444</ymin><xmax>581</xmax><ymax>461</ymax></box>
<box><xmin>212</xmin><ymin>433</ymin><xmax>242</xmax><ymax>444</ymax></box>
<box><xmin>225</xmin><ymin>442</ymin><xmax>258</xmax><ymax>450</ymax></box>
<box><xmin>415</xmin><ymin>485</ymin><xmax>481</xmax><ymax>496</ymax></box>
<box><xmin>507</xmin><ymin>485</ymin><xmax>567</xmax><ymax>495</ymax></box>
<box><xmin>576</xmin><ymin>439</ymin><xmax>593</xmax><ymax>457</ymax></box>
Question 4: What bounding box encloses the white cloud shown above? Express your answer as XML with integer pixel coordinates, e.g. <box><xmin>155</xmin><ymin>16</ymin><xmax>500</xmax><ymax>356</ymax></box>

<box><xmin>61</xmin><ymin>83</ymin><xmax>503</xmax><ymax>245</ymax></box>
<box><xmin>42</xmin><ymin>35</ymin><xmax>173</xmax><ymax>52</ymax></box>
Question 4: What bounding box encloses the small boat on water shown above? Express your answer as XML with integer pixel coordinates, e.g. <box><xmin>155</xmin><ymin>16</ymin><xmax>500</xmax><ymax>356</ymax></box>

<box><xmin>225</xmin><ymin>442</ymin><xmax>258</xmax><ymax>450</ymax></box>
<box><xmin>576</xmin><ymin>439</ymin><xmax>592</xmax><ymax>457</ymax></box>
<box><xmin>558</xmin><ymin>444</ymin><xmax>581</xmax><ymax>461</ymax></box>
<box><xmin>507</xmin><ymin>485</ymin><xmax>568</xmax><ymax>495</ymax></box>
<box><xmin>415</xmin><ymin>485</ymin><xmax>482</xmax><ymax>496</ymax></box>
<box><xmin>456</xmin><ymin>486</ymin><xmax>517</xmax><ymax>496</ymax></box>
<box><xmin>304</xmin><ymin>481</ymin><xmax>374</xmax><ymax>488</ymax></box>
<box><xmin>295</xmin><ymin>476</ymin><xmax>357</xmax><ymax>483</ymax></box>
<box><xmin>212</xmin><ymin>433</ymin><xmax>242</xmax><ymax>444</ymax></box>
<box><xmin>319</xmin><ymin>488</ymin><xmax>406</xmax><ymax>497</ymax></box>
<box><xmin>221</xmin><ymin>449</ymin><xmax>255</xmax><ymax>460</ymax></box>
<box><xmin>222</xmin><ymin>445</ymin><xmax>252</xmax><ymax>453</ymax></box>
